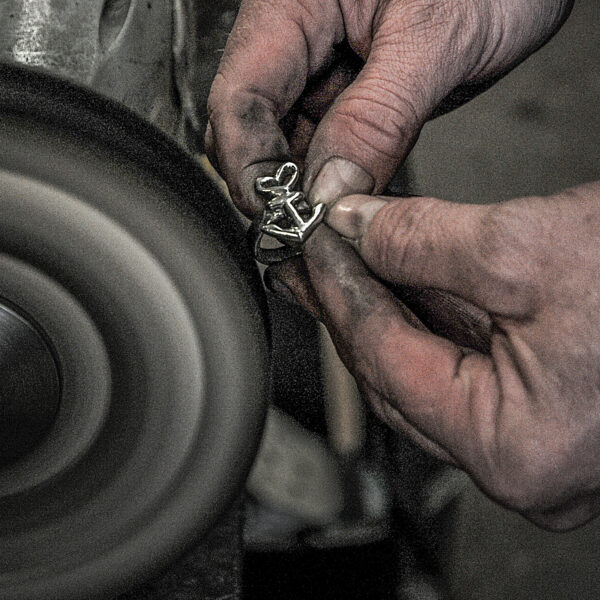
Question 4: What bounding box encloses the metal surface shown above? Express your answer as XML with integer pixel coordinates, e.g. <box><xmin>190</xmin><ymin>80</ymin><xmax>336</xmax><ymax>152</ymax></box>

<box><xmin>0</xmin><ymin>302</ymin><xmax>60</xmax><ymax>465</ymax></box>
<box><xmin>252</xmin><ymin>162</ymin><xmax>327</xmax><ymax>264</ymax></box>
<box><xmin>0</xmin><ymin>0</ymin><xmax>244</xmax><ymax>150</ymax></box>
<box><xmin>0</xmin><ymin>0</ymin><xmax>178</xmax><ymax>134</ymax></box>
<box><xmin>172</xmin><ymin>0</ymin><xmax>241</xmax><ymax>153</ymax></box>
<box><xmin>0</xmin><ymin>64</ymin><xmax>268</xmax><ymax>599</ymax></box>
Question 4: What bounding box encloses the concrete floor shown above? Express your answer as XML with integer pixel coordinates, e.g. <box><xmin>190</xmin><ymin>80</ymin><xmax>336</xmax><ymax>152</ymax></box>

<box><xmin>408</xmin><ymin>1</ymin><xmax>600</xmax><ymax>598</ymax></box>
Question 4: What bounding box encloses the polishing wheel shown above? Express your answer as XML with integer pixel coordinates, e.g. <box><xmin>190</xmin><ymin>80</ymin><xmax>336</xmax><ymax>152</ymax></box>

<box><xmin>0</xmin><ymin>64</ymin><xmax>269</xmax><ymax>599</ymax></box>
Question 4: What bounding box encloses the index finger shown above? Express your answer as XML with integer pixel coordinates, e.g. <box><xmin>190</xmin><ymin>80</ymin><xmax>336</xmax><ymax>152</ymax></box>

<box><xmin>206</xmin><ymin>0</ymin><xmax>344</xmax><ymax>216</ymax></box>
<box><xmin>300</xmin><ymin>227</ymin><xmax>502</xmax><ymax>476</ymax></box>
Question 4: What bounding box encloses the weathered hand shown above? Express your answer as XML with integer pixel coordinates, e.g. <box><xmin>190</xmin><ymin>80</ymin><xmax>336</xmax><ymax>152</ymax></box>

<box><xmin>268</xmin><ymin>181</ymin><xmax>600</xmax><ymax>532</ymax></box>
<box><xmin>206</xmin><ymin>0</ymin><xmax>590</xmax><ymax>531</ymax></box>
<box><xmin>206</xmin><ymin>0</ymin><xmax>573</xmax><ymax>216</ymax></box>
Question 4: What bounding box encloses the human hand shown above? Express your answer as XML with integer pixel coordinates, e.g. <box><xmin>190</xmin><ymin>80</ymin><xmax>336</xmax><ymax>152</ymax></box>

<box><xmin>267</xmin><ymin>180</ymin><xmax>600</xmax><ymax>531</ymax></box>
<box><xmin>206</xmin><ymin>0</ymin><xmax>573</xmax><ymax>216</ymax></box>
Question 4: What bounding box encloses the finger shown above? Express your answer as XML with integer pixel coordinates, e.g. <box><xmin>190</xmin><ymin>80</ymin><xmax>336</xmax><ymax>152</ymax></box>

<box><xmin>263</xmin><ymin>258</ymin><xmax>323</xmax><ymax>320</ymax></box>
<box><xmin>267</xmin><ymin>242</ymin><xmax>494</xmax><ymax>356</ymax></box>
<box><xmin>361</xmin><ymin>384</ymin><xmax>457</xmax><ymax>465</ymax></box>
<box><xmin>265</xmin><ymin>248</ymin><xmax>460</xmax><ymax>465</ymax></box>
<box><xmin>391</xmin><ymin>286</ymin><xmax>493</xmax><ymax>355</ymax></box>
<box><xmin>206</xmin><ymin>0</ymin><xmax>345</xmax><ymax>216</ymax></box>
<box><xmin>303</xmin><ymin>1</ymin><xmax>484</xmax><ymax>205</ymax></box>
<box><xmin>327</xmin><ymin>194</ymin><xmax>538</xmax><ymax>317</ymax></box>
<box><xmin>298</xmin><ymin>225</ymin><xmax>500</xmax><ymax>471</ymax></box>
<box><xmin>265</xmin><ymin>232</ymin><xmax>461</xmax><ymax>463</ymax></box>
<box><xmin>285</xmin><ymin>53</ymin><xmax>363</xmax><ymax>161</ymax></box>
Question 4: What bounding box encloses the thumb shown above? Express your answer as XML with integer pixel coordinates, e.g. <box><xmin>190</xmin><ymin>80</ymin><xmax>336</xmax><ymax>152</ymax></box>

<box><xmin>327</xmin><ymin>194</ymin><xmax>535</xmax><ymax>317</ymax></box>
<box><xmin>303</xmin><ymin>3</ymin><xmax>479</xmax><ymax>205</ymax></box>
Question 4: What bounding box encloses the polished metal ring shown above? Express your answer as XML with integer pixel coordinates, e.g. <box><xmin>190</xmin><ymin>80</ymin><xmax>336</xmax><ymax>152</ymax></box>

<box><xmin>249</xmin><ymin>162</ymin><xmax>326</xmax><ymax>264</ymax></box>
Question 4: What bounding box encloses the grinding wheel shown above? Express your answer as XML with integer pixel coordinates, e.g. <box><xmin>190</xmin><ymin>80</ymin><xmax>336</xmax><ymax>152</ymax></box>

<box><xmin>0</xmin><ymin>64</ymin><xmax>269</xmax><ymax>599</ymax></box>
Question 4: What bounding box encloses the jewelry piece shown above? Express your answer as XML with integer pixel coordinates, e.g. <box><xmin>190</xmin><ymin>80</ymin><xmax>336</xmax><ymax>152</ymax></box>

<box><xmin>249</xmin><ymin>162</ymin><xmax>326</xmax><ymax>264</ymax></box>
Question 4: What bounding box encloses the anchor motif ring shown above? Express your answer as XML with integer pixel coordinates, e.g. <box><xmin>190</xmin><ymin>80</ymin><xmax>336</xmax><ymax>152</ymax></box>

<box><xmin>249</xmin><ymin>162</ymin><xmax>326</xmax><ymax>264</ymax></box>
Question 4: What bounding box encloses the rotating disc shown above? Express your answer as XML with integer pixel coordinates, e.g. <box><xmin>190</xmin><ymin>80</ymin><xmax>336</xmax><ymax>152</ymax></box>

<box><xmin>0</xmin><ymin>64</ymin><xmax>269</xmax><ymax>599</ymax></box>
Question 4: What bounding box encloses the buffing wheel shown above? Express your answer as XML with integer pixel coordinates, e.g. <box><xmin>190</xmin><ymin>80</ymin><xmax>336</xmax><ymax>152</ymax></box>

<box><xmin>0</xmin><ymin>64</ymin><xmax>269</xmax><ymax>599</ymax></box>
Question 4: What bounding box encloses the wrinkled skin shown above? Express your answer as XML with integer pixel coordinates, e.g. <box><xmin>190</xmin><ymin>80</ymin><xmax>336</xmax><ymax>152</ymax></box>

<box><xmin>204</xmin><ymin>0</ymin><xmax>600</xmax><ymax>531</ymax></box>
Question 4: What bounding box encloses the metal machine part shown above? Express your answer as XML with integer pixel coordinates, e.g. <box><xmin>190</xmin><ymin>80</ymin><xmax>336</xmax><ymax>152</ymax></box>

<box><xmin>0</xmin><ymin>5</ymin><xmax>265</xmax><ymax>597</ymax></box>
<box><xmin>0</xmin><ymin>0</ymin><xmax>180</xmax><ymax>133</ymax></box>
<box><xmin>0</xmin><ymin>0</ymin><xmax>244</xmax><ymax>153</ymax></box>
<box><xmin>0</xmin><ymin>303</ymin><xmax>60</xmax><ymax>465</ymax></box>
<box><xmin>0</xmin><ymin>3</ymin><xmax>445</xmax><ymax>597</ymax></box>
<box><xmin>0</xmin><ymin>64</ymin><xmax>268</xmax><ymax>599</ymax></box>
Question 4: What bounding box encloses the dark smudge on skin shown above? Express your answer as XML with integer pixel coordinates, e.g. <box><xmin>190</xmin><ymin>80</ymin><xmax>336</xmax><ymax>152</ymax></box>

<box><xmin>237</xmin><ymin>98</ymin><xmax>274</xmax><ymax>128</ymax></box>
<box><xmin>220</xmin><ymin>97</ymin><xmax>291</xmax><ymax>215</ymax></box>
<box><xmin>302</xmin><ymin>226</ymin><xmax>424</xmax><ymax>336</ymax></box>
<box><xmin>238</xmin><ymin>159</ymin><xmax>291</xmax><ymax>218</ymax></box>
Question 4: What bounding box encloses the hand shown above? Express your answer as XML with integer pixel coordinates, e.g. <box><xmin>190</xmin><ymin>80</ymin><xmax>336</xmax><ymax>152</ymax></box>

<box><xmin>206</xmin><ymin>0</ymin><xmax>585</xmax><ymax>530</ymax></box>
<box><xmin>267</xmin><ymin>181</ymin><xmax>600</xmax><ymax>532</ymax></box>
<box><xmin>206</xmin><ymin>0</ymin><xmax>573</xmax><ymax>216</ymax></box>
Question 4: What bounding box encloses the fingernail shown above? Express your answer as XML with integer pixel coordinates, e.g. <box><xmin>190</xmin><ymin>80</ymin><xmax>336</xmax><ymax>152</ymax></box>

<box><xmin>308</xmin><ymin>158</ymin><xmax>374</xmax><ymax>206</ymax></box>
<box><xmin>263</xmin><ymin>272</ymin><xmax>299</xmax><ymax>306</ymax></box>
<box><xmin>326</xmin><ymin>197</ymin><xmax>387</xmax><ymax>241</ymax></box>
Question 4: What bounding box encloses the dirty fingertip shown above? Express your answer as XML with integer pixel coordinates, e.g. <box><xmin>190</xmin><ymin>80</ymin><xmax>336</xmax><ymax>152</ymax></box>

<box><xmin>263</xmin><ymin>268</ymin><xmax>299</xmax><ymax>306</ymax></box>
<box><xmin>263</xmin><ymin>261</ymin><xmax>322</xmax><ymax>318</ymax></box>
<box><xmin>307</xmin><ymin>157</ymin><xmax>374</xmax><ymax>207</ymax></box>
<box><xmin>326</xmin><ymin>196</ymin><xmax>388</xmax><ymax>242</ymax></box>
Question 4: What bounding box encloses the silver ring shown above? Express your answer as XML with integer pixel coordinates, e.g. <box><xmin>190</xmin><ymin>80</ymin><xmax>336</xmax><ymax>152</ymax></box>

<box><xmin>249</xmin><ymin>162</ymin><xmax>326</xmax><ymax>264</ymax></box>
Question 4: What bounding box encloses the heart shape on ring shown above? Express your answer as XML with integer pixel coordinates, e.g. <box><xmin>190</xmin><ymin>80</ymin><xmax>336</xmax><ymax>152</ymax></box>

<box><xmin>253</xmin><ymin>162</ymin><xmax>326</xmax><ymax>253</ymax></box>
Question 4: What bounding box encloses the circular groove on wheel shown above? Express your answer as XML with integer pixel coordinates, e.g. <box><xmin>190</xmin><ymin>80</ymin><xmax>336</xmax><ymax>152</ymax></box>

<box><xmin>0</xmin><ymin>300</ymin><xmax>61</xmax><ymax>466</ymax></box>
<box><xmin>0</xmin><ymin>251</ymin><xmax>110</xmax><ymax>496</ymax></box>
<box><xmin>0</xmin><ymin>64</ymin><xmax>269</xmax><ymax>600</ymax></box>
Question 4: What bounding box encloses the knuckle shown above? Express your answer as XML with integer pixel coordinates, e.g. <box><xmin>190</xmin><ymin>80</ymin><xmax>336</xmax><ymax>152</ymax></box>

<box><xmin>475</xmin><ymin>202</ymin><xmax>542</xmax><ymax>311</ymax></box>
<box><xmin>476</xmin><ymin>205</ymin><xmax>513</xmax><ymax>271</ymax></box>
<box><xmin>401</xmin><ymin>0</ymin><xmax>460</xmax><ymax>32</ymax></box>
<box><xmin>370</xmin><ymin>198</ymin><xmax>441</xmax><ymax>281</ymax></box>
<box><xmin>377</xmin><ymin>0</ymin><xmax>489</xmax><ymax>84</ymax></box>
<box><xmin>334</xmin><ymin>107</ymin><xmax>400</xmax><ymax>161</ymax></box>
<box><xmin>331</xmin><ymin>92</ymin><xmax>419</xmax><ymax>164</ymax></box>
<box><xmin>381</xmin><ymin>0</ymin><xmax>472</xmax><ymax>49</ymax></box>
